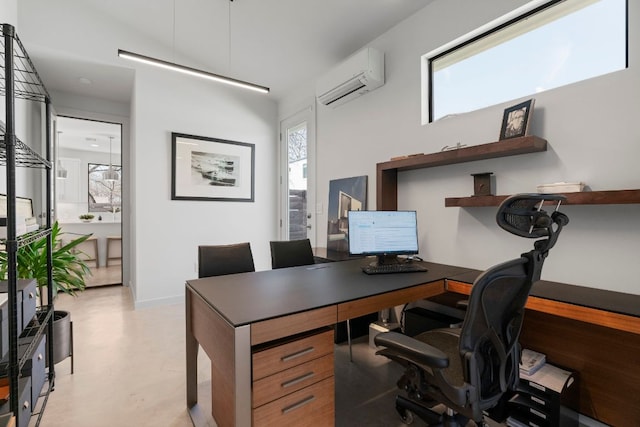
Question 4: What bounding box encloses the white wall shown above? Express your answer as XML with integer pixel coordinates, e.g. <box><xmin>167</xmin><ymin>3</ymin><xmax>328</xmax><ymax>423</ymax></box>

<box><xmin>16</xmin><ymin>0</ymin><xmax>279</xmax><ymax>308</ymax></box>
<box><xmin>131</xmin><ymin>67</ymin><xmax>277</xmax><ymax>307</ymax></box>
<box><xmin>0</xmin><ymin>0</ymin><xmax>17</xmax><ymax>27</ymax></box>
<box><xmin>284</xmin><ymin>0</ymin><xmax>640</xmax><ymax>295</ymax></box>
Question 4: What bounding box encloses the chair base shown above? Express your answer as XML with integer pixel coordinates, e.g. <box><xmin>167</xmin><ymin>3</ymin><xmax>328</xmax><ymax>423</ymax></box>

<box><xmin>395</xmin><ymin>395</ymin><xmax>477</xmax><ymax>427</ymax></box>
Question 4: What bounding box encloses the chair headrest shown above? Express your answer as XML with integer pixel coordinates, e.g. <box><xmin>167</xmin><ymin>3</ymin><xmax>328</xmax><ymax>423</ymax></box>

<box><xmin>496</xmin><ymin>193</ymin><xmax>566</xmax><ymax>239</ymax></box>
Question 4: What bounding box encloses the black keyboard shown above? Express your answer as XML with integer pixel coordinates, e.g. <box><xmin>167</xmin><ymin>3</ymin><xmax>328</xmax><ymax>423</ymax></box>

<box><xmin>361</xmin><ymin>263</ymin><xmax>428</xmax><ymax>275</ymax></box>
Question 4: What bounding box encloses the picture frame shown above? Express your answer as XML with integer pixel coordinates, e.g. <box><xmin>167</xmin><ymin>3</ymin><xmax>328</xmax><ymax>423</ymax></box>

<box><xmin>171</xmin><ymin>132</ymin><xmax>255</xmax><ymax>202</ymax></box>
<box><xmin>499</xmin><ymin>98</ymin><xmax>535</xmax><ymax>140</ymax></box>
<box><xmin>326</xmin><ymin>175</ymin><xmax>368</xmax><ymax>252</ymax></box>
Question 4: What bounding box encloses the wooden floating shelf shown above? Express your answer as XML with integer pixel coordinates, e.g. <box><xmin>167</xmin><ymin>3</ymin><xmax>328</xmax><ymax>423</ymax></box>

<box><xmin>445</xmin><ymin>189</ymin><xmax>640</xmax><ymax>207</ymax></box>
<box><xmin>378</xmin><ymin>135</ymin><xmax>547</xmax><ymax>173</ymax></box>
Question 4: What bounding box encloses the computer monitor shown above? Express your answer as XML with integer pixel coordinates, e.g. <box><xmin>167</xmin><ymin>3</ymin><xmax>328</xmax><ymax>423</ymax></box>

<box><xmin>348</xmin><ymin>210</ymin><xmax>419</xmax><ymax>266</ymax></box>
<box><xmin>0</xmin><ymin>194</ymin><xmax>34</xmax><ymax>219</ymax></box>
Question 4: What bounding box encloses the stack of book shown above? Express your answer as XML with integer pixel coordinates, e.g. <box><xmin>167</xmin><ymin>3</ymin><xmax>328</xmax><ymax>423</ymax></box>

<box><xmin>519</xmin><ymin>348</ymin><xmax>546</xmax><ymax>376</ymax></box>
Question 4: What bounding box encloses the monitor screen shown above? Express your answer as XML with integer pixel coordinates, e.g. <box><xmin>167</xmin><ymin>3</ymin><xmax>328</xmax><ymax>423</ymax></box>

<box><xmin>348</xmin><ymin>210</ymin><xmax>419</xmax><ymax>257</ymax></box>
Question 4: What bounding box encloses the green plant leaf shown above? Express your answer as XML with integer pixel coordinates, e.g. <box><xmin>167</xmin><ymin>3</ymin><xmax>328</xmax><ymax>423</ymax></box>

<box><xmin>0</xmin><ymin>221</ymin><xmax>91</xmax><ymax>296</ymax></box>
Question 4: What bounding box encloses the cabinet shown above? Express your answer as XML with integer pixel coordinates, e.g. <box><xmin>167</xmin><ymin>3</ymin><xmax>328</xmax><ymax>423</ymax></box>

<box><xmin>507</xmin><ymin>364</ymin><xmax>579</xmax><ymax>427</ymax></box>
<box><xmin>1</xmin><ymin>23</ymin><xmax>55</xmax><ymax>427</ymax></box>
<box><xmin>251</xmin><ymin>328</ymin><xmax>335</xmax><ymax>426</ymax></box>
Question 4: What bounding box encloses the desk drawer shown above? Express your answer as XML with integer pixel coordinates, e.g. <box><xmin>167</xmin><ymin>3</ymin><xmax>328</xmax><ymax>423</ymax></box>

<box><xmin>253</xmin><ymin>376</ymin><xmax>334</xmax><ymax>427</ymax></box>
<box><xmin>253</xmin><ymin>329</ymin><xmax>333</xmax><ymax>380</ymax></box>
<box><xmin>253</xmin><ymin>353</ymin><xmax>333</xmax><ymax>408</ymax></box>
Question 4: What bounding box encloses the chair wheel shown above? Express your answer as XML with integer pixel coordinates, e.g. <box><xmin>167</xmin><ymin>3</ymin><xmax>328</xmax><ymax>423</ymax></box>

<box><xmin>400</xmin><ymin>410</ymin><xmax>414</xmax><ymax>425</ymax></box>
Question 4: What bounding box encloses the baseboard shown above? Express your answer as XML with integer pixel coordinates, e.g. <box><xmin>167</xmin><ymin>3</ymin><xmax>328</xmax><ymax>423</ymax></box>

<box><xmin>134</xmin><ymin>294</ymin><xmax>184</xmax><ymax>309</ymax></box>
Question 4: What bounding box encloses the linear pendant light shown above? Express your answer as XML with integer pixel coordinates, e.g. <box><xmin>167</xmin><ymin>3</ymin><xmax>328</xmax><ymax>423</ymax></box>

<box><xmin>117</xmin><ymin>49</ymin><xmax>269</xmax><ymax>94</ymax></box>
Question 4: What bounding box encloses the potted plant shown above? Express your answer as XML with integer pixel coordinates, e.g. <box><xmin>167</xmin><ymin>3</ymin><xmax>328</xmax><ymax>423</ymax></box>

<box><xmin>79</xmin><ymin>214</ymin><xmax>94</xmax><ymax>223</ymax></box>
<box><xmin>0</xmin><ymin>221</ymin><xmax>92</xmax><ymax>297</ymax></box>
<box><xmin>0</xmin><ymin>221</ymin><xmax>92</xmax><ymax>368</ymax></box>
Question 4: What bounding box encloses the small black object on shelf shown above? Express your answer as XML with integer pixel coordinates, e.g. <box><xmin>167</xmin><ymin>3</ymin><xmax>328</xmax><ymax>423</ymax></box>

<box><xmin>471</xmin><ymin>172</ymin><xmax>494</xmax><ymax>196</ymax></box>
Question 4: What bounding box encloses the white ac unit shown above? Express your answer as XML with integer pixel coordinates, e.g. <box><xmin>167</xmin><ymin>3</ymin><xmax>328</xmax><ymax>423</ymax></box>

<box><xmin>316</xmin><ymin>47</ymin><xmax>384</xmax><ymax>108</ymax></box>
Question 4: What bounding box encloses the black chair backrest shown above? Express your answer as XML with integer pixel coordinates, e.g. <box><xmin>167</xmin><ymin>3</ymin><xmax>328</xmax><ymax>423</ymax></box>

<box><xmin>198</xmin><ymin>242</ymin><xmax>255</xmax><ymax>278</ymax></box>
<box><xmin>270</xmin><ymin>238</ymin><xmax>315</xmax><ymax>269</ymax></box>
<box><xmin>458</xmin><ymin>255</ymin><xmax>536</xmax><ymax>408</ymax></box>
<box><xmin>458</xmin><ymin>193</ymin><xmax>569</xmax><ymax>409</ymax></box>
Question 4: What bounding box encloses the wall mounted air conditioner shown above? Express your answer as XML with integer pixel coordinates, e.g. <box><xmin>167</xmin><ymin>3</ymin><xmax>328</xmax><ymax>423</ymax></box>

<box><xmin>316</xmin><ymin>47</ymin><xmax>384</xmax><ymax>108</ymax></box>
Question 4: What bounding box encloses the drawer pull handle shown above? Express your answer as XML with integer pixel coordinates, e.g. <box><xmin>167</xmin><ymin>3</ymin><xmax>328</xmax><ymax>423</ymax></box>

<box><xmin>38</xmin><ymin>353</ymin><xmax>43</xmax><ymax>361</ymax></box>
<box><xmin>529</xmin><ymin>408</ymin><xmax>546</xmax><ymax>419</ymax></box>
<box><xmin>281</xmin><ymin>347</ymin><xmax>314</xmax><ymax>362</ymax></box>
<box><xmin>281</xmin><ymin>372</ymin><xmax>314</xmax><ymax>388</ymax></box>
<box><xmin>281</xmin><ymin>395</ymin><xmax>315</xmax><ymax>414</ymax></box>
<box><xmin>530</xmin><ymin>395</ymin><xmax>545</xmax><ymax>406</ymax></box>
<box><xmin>23</xmin><ymin>401</ymin><xmax>29</xmax><ymax>410</ymax></box>
<box><xmin>28</xmin><ymin>292</ymin><xmax>34</xmax><ymax>299</ymax></box>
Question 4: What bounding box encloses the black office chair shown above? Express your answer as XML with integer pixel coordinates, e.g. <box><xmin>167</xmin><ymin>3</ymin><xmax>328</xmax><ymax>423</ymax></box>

<box><xmin>374</xmin><ymin>194</ymin><xmax>569</xmax><ymax>426</ymax></box>
<box><xmin>198</xmin><ymin>242</ymin><xmax>255</xmax><ymax>278</ymax></box>
<box><xmin>269</xmin><ymin>238</ymin><xmax>315</xmax><ymax>269</ymax></box>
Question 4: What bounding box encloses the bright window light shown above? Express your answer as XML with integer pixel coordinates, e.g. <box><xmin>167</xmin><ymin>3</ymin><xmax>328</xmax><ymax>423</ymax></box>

<box><xmin>424</xmin><ymin>0</ymin><xmax>627</xmax><ymax>123</ymax></box>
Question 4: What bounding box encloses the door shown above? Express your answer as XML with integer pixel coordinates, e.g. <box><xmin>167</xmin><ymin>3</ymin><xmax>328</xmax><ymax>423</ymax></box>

<box><xmin>55</xmin><ymin>116</ymin><xmax>123</xmax><ymax>287</ymax></box>
<box><xmin>279</xmin><ymin>106</ymin><xmax>316</xmax><ymax>245</ymax></box>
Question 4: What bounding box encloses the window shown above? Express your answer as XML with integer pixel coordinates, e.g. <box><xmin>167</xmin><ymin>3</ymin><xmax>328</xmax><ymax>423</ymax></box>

<box><xmin>88</xmin><ymin>163</ymin><xmax>122</xmax><ymax>213</ymax></box>
<box><xmin>424</xmin><ymin>0</ymin><xmax>627</xmax><ymax>123</ymax></box>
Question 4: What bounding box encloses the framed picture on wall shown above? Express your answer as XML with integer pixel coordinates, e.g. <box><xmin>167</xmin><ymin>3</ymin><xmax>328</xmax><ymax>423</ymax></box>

<box><xmin>326</xmin><ymin>175</ymin><xmax>368</xmax><ymax>252</ymax></box>
<box><xmin>499</xmin><ymin>98</ymin><xmax>535</xmax><ymax>140</ymax></box>
<box><xmin>171</xmin><ymin>132</ymin><xmax>255</xmax><ymax>202</ymax></box>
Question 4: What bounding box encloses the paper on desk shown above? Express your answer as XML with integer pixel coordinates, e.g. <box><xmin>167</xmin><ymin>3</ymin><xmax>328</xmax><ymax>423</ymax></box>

<box><xmin>519</xmin><ymin>363</ymin><xmax>573</xmax><ymax>393</ymax></box>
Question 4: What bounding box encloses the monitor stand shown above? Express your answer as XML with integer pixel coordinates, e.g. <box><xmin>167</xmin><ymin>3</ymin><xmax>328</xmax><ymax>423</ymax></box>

<box><xmin>369</xmin><ymin>254</ymin><xmax>400</xmax><ymax>267</ymax></box>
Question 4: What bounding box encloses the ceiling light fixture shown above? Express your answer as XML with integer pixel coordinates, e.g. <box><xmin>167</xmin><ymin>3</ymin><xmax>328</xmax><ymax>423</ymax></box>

<box><xmin>103</xmin><ymin>136</ymin><xmax>120</xmax><ymax>182</ymax></box>
<box><xmin>117</xmin><ymin>49</ymin><xmax>269</xmax><ymax>94</ymax></box>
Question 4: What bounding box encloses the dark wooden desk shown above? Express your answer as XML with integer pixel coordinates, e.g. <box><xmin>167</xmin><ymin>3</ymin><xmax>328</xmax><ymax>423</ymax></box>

<box><xmin>186</xmin><ymin>260</ymin><xmax>640</xmax><ymax>426</ymax></box>
<box><xmin>446</xmin><ymin>272</ymin><xmax>640</xmax><ymax>426</ymax></box>
<box><xmin>185</xmin><ymin>259</ymin><xmax>471</xmax><ymax>426</ymax></box>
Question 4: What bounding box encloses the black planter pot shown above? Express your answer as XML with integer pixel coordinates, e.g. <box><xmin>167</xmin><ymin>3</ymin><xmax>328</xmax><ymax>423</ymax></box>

<box><xmin>51</xmin><ymin>310</ymin><xmax>72</xmax><ymax>364</ymax></box>
<box><xmin>44</xmin><ymin>310</ymin><xmax>73</xmax><ymax>373</ymax></box>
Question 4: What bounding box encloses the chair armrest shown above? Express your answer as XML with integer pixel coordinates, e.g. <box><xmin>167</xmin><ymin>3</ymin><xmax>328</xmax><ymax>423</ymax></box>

<box><xmin>374</xmin><ymin>331</ymin><xmax>449</xmax><ymax>369</ymax></box>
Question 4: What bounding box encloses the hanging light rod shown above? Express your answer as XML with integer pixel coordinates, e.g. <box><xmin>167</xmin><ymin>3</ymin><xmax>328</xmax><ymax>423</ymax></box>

<box><xmin>117</xmin><ymin>49</ymin><xmax>269</xmax><ymax>94</ymax></box>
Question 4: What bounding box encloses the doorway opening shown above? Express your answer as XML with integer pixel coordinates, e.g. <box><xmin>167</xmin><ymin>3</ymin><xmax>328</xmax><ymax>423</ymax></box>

<box><xmin>55</xmin><ymin>116</ymin><xmax>123</xmax><ymax>287</ymax></box>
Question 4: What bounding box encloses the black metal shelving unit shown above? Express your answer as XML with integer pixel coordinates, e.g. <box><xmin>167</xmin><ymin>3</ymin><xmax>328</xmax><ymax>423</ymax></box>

<box><xmin>1</xmin><ymin>23</ymin><xmax>54</xmax><ymax>427</ymax></box>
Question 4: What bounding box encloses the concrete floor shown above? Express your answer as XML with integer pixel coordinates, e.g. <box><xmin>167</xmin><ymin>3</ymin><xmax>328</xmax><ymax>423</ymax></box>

<box><xmin>36</xmin><ymin>285</ymin><xmax>496</xmax><ymax>427</ymax></box>
<box><xmin>84</xmin><ymin>264</ymin><xmax>122</xmax><ymax>288</ymax></box>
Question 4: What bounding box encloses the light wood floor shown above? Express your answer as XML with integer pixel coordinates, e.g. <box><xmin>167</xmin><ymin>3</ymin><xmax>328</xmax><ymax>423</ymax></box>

<box><xmin>84</xmin><ymin>264</ymin><xmax>122</xmax><ymax>287</ymax></box>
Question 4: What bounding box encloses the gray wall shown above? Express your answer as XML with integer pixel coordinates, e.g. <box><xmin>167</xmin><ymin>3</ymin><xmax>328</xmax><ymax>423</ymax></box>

<box><xmin>283</xmin><ymin>0</ymin><xmax>640</xmax><ymax>295</ymax></box>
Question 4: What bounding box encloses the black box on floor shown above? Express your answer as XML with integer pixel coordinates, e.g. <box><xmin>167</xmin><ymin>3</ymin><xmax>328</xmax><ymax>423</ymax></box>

<box><xmin>403</xmin><ymin>300</ymin><xmax>465</xmax><ymax>337</ymax></box>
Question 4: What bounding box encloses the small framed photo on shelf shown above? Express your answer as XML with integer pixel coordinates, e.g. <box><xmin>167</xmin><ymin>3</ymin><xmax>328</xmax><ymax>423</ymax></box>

<box><xmin>171</xmin><ymin>132</ymin><xmax>255</xmax><ymax>202</ymax></box>
<box><xmin>499</xmin><ymin>98</ymin><xmax>535</xmax><ymax>140</ymax></box>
